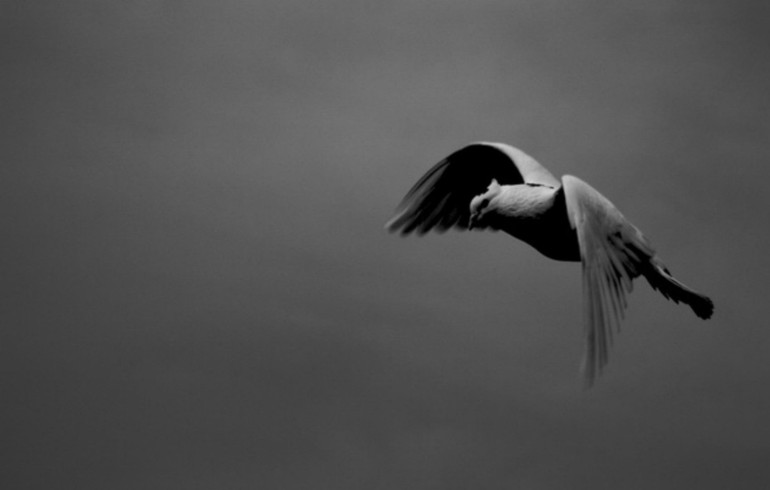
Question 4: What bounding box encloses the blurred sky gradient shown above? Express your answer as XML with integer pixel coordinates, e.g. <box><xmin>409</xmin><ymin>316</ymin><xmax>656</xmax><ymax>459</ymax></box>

<box><xmin>3</xmin><ymin>1</ymin><xmax>770</xmax><ymax>488</ymax></box>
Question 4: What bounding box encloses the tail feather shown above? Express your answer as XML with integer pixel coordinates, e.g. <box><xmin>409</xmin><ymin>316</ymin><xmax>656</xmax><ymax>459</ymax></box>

<box><xmin>644</xmin><ymin>260</ymin><xmax>714</xmax><ymax>319</ymax></box>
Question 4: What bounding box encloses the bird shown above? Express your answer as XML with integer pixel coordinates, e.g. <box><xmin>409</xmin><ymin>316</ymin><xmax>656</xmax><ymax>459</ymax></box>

<box><xmin>386</xmin><ymin>142</ymin><xmax>714</xmax><ymax>385</ymax></box>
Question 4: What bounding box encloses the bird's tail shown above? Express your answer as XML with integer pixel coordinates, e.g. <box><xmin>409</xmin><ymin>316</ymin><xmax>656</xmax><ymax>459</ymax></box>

<box><xmin>643</xmin><ymin>259</ymin><xmax>714</xmax><ymax>319</ymax></box>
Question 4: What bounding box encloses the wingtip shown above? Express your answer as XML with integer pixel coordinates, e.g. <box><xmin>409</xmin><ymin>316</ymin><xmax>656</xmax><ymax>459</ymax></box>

<box><xmin>384</xmin><ymin>214</ymin><xmax>409</xmax><ymax>235</ymax></box>
<box><xmin>580</xmin><ymin>361</ymin><xmax>598</xmax><ymax>390</ymax></box>
<box><xmin>693</xmin><ymin>296</ymin><xmax>715</xmax><ymax>320</ymax></box>
<box><xmin>384</xmin><ymin>223</ymin><xmax>401</xmax><ymax>235</ymax></box>
<box><xmin>384</xmin><ymin>212</ymin><xmax>402</xmax><ymax>233</ymax></box>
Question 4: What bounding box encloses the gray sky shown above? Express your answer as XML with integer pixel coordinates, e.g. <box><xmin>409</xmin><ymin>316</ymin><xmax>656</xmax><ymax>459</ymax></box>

<box><xmin>3</xmin><ymin>1</ymin><xmax>770</xmax><ymax>488</ymax></box>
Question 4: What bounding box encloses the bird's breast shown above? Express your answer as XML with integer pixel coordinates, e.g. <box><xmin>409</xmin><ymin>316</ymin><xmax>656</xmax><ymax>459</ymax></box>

<box><xmin>490</xmin><ymin>185</ymin><xmax>581</xmax><ymax>262</ymax></box>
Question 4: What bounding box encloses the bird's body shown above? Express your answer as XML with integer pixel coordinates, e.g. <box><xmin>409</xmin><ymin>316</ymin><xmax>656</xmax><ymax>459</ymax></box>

<box><xmin>386</xmin><ymin>142</ymin><xmax>713</xmax><ymax>385</ymax></box>
<box><xmin>479</xmin><ymin>183</ymin><xmax>580</xmax><ymax>261</ymax></box>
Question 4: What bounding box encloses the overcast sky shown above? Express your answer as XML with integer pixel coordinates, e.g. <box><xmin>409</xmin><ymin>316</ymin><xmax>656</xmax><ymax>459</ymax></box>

<box><xmin>3</xmin><ymin>1</ymin><xmax>770</xmax><ymax>489</ymax></box>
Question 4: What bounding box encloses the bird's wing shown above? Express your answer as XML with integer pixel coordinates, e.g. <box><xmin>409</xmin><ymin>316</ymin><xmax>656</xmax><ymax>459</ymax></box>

<box><xmin>386</xmin><ymin>142</ymin><xmax>560</xmax><ymax>234</ymax></box>
<box><xmin>562</xmin><ymin>175</ymin><xmax>656</xmax><ymax>385</ymax></box>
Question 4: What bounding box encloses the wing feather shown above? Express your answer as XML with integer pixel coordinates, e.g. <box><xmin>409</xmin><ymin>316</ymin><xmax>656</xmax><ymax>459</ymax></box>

<box><xmin>386</xmin><ymin>142</ymin><xmax>560</xmax><ymax>235</ymax></box>
<box><xmin>562</xmin><ymin>175</ymin><xmax>655</xmax><ymax>386</ymax></box>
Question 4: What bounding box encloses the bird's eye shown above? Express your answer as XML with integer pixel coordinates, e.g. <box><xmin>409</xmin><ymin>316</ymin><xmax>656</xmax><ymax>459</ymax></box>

<box><xmin>481</xmin><ymin>199</ymin><xmax>490</xmax><ymax>208</ymax></box>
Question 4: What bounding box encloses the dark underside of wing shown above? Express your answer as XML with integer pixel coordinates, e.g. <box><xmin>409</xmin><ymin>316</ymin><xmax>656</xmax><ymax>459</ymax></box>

<box><xmin>386</xmin><ymin>144</ymin><xmax>528</xmax><ymax>234</ymax></box>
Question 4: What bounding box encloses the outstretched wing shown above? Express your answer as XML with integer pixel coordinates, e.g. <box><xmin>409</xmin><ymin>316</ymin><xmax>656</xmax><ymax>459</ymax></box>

<box><xmin>386</xmin><ymin>142</ymin><xmax>560</xmax><ymax>234</ymax></box>
<box><xmin>562</xmin><ymin>175</ymin><xmax>656</xmax><ymax>386</ymax></box>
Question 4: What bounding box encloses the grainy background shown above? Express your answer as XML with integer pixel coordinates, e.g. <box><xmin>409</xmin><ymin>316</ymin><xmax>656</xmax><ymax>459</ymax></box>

<box><xmin>3</xmin><ymin>1</ymin><xmax>769</xmax><ymax>488</ymax></box>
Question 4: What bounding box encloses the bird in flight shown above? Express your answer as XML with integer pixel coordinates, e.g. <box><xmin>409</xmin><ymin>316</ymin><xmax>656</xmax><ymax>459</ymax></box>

<box><xmin>386</xmin><ymin>142</ymin><xmax>713</xmax><ymax>385</ymax></box>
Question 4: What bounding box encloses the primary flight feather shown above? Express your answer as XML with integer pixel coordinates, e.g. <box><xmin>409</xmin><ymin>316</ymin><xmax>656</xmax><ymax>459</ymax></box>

<box><xmin>386</xmin><ymin>142</ymin><xmax>714</xmax><ymax>385</ymax></box>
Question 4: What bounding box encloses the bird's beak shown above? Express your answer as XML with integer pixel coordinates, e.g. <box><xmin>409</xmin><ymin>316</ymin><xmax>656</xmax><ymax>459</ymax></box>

<box><xmin>468</xmin><ymin>213</ymin><xmax>478</xmax><ymax>230</ymax></box>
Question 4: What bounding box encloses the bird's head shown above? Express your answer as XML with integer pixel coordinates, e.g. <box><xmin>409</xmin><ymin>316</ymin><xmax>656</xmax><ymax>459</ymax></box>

<box><xmin>468</xmin><ymin>179</ymin><xmax>501</xmax><ymax>230</ymax></box>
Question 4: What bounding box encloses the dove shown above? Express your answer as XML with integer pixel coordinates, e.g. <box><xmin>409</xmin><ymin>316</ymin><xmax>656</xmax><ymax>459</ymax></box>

<box><xmin>386</xmin><ymin>142</ymin><xmax>713</xmax><ymax>385</ymax></box>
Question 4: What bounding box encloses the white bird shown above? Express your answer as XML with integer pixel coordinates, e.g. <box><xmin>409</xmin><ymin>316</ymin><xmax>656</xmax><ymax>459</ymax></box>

<box><xmin>386</xmin><ymin>142</ymin><xmax>713</xmax><ymax>385</ymax></box>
